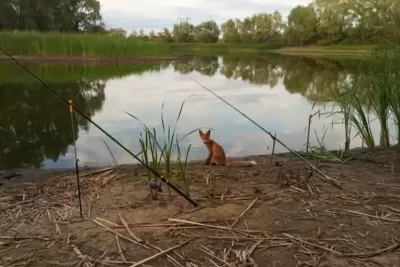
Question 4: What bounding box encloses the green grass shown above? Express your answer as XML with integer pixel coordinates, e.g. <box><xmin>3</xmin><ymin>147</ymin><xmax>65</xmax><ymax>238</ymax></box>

<box><xmin>0</xmin><ymin>31</ymin><xmax>174</xmax><ymax>57</ymax></box>
<box><xmin>0</xmin><ymin>31</ymin><xmax>388</xmax><ymax>58</ymax></box>
<box><xmin>0</xmin><ymin>61</ymin><xmax>169</xmax><ymax>83</ymax></box>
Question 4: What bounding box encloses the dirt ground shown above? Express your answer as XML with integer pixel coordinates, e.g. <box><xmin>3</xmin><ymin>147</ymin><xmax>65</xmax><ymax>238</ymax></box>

<box><xmin>1</xmin><ymin>149</ymin><xmax>400</xmax><ymax>267</ymax></box>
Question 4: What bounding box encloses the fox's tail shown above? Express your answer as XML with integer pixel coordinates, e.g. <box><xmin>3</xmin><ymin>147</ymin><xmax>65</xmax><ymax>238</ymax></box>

<box><xmin>228</xmin><ymin>160</ymin><xmax>257</xmax><ymax>167</ymax></box>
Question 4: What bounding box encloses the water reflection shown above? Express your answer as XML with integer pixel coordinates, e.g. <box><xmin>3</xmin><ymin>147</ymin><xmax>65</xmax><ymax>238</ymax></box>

<box><xmin>0</xmin><ymin>55</ymin><xmax>388</xmax><ymax>170</ymax></box>
<box><xmin>0</xmin><ymin>82</ymin><xmax>105</xmax><ymax>169</ymax></box>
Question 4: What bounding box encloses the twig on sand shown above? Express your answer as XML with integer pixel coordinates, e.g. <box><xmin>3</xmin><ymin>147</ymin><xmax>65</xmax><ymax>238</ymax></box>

<box><xmin>118</xmin><ymin>213</ymin><xmax>143</xmax><ymax>243</ymax></box>
<box><xmin>91</xmin><ymin>218</ymin><xmax>143</xmax><ymax>246</ymax></box>
<box><xmin>143</xmin><ymin>242</ymin><xmax>186</xmax><ymax>267</ymax></box>
<box><xmin>231</xmin><ymin>198</ymin><xmax>258</xmax><ymax>228</ymax></box>
<box><xmin>283</xmin><ymin>233</ymin><xmax>342</xmax><ymax>256</ymax></box>
<box><xmin>332</xmin><ymin>209</ymin><xmax>400</xmax><ymax>223</ymax></box>
<box><xmin>168</xmin><ymin>218</ymin><xmax>261</xmax><ymax>234</ymax></box>
<box><xmin>283</xmin><ymin>233</ymin><xmax>399</xmax><ymax>258</ymax></box>
<box><xmin>93</xmin><ymin>217</ymin><xmax>186</xmax><ymax>267</ymax></box>
<box><xmin>115</xmin><ymin>235</ymin><xmax>127</xmax><ymax>263</ymax></box>
<box><xmin>188</xmin><ymin>76</ymin><xmax>343</xmax><ymax>189</ymax></box>
<box><xmin>201</xmin><ymin>246</ymin><xmax>230</xmax><ymax>266</ymax></box>
<box><xmin>129</xmin><ymin>239</ymin><xmax>191</xmax><ymax>267</ymax></box>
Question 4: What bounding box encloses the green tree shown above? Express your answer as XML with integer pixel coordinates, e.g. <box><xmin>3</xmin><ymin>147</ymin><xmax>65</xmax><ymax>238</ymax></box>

<box><xmin>157</xmin><ymin>28</ymin><xmax>174</xmax><ymax>43</ymax></box>
<box><xmin>221</xmin><ymin>19</ymin><xmax>241</xmax><ymax>42</ymax></box>
<box><xmin>0</xmin><ymin>0</ymin><xmax>104</xmax><ymax>32</ymax></box>
<box><xmin>285</xmin><ymin>5</ymin><xmax>318</xmax><ymax>45</ymax></box>
<box><xmin>193</xmin><ymin>20</ymin><xmax>220</xmax><ymax>43</ymax></box>
<box><xmin>172</xmin><ymin>22</ymin><xmax>195</xmax><ymax>42</ymax></box>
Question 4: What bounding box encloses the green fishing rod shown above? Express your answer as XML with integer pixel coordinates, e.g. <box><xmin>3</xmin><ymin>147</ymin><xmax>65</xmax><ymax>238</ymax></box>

<box><xmin>0</xmin><ymin>47</ymin><xmax>198</xmax><ymax>207</ymax></box>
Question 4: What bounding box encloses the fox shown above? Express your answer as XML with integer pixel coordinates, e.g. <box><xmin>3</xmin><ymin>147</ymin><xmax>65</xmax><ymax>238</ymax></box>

<box><xmin>199</xmin><ymin>129</ymin><xmax>257</xmax><ymax>167</ymax></box>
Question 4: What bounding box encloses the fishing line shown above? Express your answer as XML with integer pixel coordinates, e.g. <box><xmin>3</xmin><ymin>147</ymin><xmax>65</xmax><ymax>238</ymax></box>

<box><xmin>0</xmin><ymin>47</ymin><xmax>198</xmax><ymax>207</ymax></box>
<box><xmin>186</xmin><ymin>75</ymin><xmax>343</xmax><ymax>189</ymax></box>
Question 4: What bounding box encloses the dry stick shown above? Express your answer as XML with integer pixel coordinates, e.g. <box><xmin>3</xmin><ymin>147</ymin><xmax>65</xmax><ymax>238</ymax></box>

<box><xmin>118</xmin><ymin>213</ymin><xmax>143</xmax><ymax>243</ymax></box>
<box><xmin>94</xmin><ymin>217</ymin><xmax>120</xmax><ymax>228</ymax></box>
<box><xmin>268</xmin><ymin>133</ymin><xmax>276</xmax><ymax>169</ymax></box>
<box><xmin>201</xmin><ymin>247</ymin><xmax>230</xmax><ymax>267</ymax></box>
<box><xmin>115</xmin><ymin>235</ymin><xmax>127</xmax><ymax>263</ymax></box>
<box><xmin>188</xmin><ymin>76</ymin><xmax>343</xmax><ymax>189</ymax></box>
<box><xmin>208</xmin><ymin>258</ymin><xmax>221</xmax><ymax>267</ymax></box>
<box><xmin>334</xmin><ymin>209</ymin><xmax>400</xmax><ymax>223</ymax></box>
<box><xmin>144</xmin><ymin>242</ymin><xmax>186</xmax><ymax>267</ymax></box>
<box><xmin>284</xmin><ymin>233</ymin><xmax>399</xmax><ymax>258</ymax></box>
<box><xmin>283</xmin><ymin>233</ymin><xmax>342</xmax><ymax>256</ymax></box>
<box><xmin>231</xmin><ymin>198</ymin><xmax>258</xmax><ymax>228</ymax></box>
<box><xmin>168</xmin><ymin>218</ymin><xmax>261</xmax><ymax>234</ymax></box>
<box><xmin>129</xmin><ymin>239</ymin><xmax>191</xmax><ymax>267</ymax></box>
<box><xmin>91</xmin><ymin>218</ymin><xmax>142</xmax><ymax>246</ymax></box>
<box><xmin>247</xmin><ymin>240</ymin><xmax>263</xmax><ymax>256</ymax></box>
<box><xmin>94</xmin><ymin>218</ymin><xmax>185</xmax><ymax>267</ymax></box>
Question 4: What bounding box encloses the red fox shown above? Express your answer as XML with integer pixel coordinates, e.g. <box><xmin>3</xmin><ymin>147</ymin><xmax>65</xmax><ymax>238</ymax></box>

<box><xmin>199</xmin><ymin>129</ymin><xmax>257</xmax><ymax>167</ymax></box>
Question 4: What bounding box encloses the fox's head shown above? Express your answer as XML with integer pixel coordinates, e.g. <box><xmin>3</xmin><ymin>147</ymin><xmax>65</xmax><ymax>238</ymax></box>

<box><xmin>199</xmin><ymin>129</ymin><xmax>211</xmax><ymax>144</ymax></box>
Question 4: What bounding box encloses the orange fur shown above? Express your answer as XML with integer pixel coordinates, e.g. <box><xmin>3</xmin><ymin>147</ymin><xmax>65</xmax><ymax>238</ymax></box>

<box><xmin>198</xmin><ymin>129</ymin><xmax>257</xmax><ymax>167</ymax></box>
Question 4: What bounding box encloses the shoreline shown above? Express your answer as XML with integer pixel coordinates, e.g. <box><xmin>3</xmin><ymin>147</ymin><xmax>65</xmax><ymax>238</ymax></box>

<box><xmin>0</xmin><ymin>46</ymin><xmax>379</xmax><ymax>63</ymax></box>
<box><xmin>0</xmin><ymin>55</ymin><xmax>183</xmax><ymax>64</ymax></box>
<box><xmin>0</xmin><ymin>145</ymin><xmax>380</xmax><ymax>182</ymax></box>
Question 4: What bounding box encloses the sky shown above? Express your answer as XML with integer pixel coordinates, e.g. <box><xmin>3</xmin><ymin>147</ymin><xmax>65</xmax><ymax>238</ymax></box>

<box><xmin>99</xmin><ymin>0</ymin><xmax>312</xmax><ymax>34</ymax></box>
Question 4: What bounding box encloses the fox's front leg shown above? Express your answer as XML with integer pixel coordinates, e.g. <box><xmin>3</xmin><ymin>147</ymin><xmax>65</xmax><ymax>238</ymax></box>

<box><xmin>204</xmin><ymin>152</ymin><xmax>213</xmax><ymax>165</ymax></box>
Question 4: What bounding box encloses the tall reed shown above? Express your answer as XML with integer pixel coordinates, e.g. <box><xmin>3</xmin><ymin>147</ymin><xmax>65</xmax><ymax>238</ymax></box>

<box><xmin>122</xmin><ymin>96</ymin><xmax>198</xmax><ymax>198</ymax></box>
<box><xmin>0</xmin><ymin>31</ymin><xmax>173</xmax><ymax>57</ymax></box>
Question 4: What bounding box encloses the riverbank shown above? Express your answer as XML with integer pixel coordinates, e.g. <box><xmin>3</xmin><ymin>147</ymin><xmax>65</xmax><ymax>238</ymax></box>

<box><xmin>270</xmin><ymin>45</ymin><xmax>376</xmax><ymax>55</ymax></box>
<box><xmin>1</xmin><ymin>148</ymin><xmax>399</xmax><ymax>266</ymax></box>
<box><xmin>0</xmin><ymin>31</ymin><xmax>381</xmax><ymax>60</ymax></box>
<box><xmin>0</xmin><ymin>55</ymin><xmax>182</xmax><ymax>64</ymax></box>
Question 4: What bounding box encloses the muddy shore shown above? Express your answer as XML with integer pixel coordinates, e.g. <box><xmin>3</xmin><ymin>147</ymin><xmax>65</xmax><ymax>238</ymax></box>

<box><xmin>1</xmin><ymin>148</ymin><xmax>399</xmax><ymax>266</ymax></box>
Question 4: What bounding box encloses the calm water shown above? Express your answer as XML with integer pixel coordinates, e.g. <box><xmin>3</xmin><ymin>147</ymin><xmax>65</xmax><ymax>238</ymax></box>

<box><xmin>0</xmin><ymin>55</ymin><xmax>384</xmax><ymax>170</ymax></box>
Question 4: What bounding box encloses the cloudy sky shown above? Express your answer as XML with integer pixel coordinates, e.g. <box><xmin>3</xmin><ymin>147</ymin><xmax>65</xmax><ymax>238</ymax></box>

<box><xmin>99</xmin><ymin>0</ymin><xmax>312</xmax><ymax>34</ymax></box>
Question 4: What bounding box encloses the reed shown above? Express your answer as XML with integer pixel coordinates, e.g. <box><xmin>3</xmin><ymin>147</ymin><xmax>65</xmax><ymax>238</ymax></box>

<box><xmin>122</xmin><ymin>96</ymin><xmax>198</xmax><ymax>198</ymax></box>
<box><xmin>0</xmin><ymin>31</ymin><xmax>173</xmax><ymax>57</ymax></box>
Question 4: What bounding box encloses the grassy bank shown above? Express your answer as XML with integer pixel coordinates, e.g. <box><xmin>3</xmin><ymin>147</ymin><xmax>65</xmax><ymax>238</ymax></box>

<box><xmin>0</xmin><ymin>31</ymin><xmax>174</xmax><ymax>57</ymax></box>
<box><xmin>0</xmin><ymin>31</ymin><xmax>386</xmax><ymax>58</ymax></box>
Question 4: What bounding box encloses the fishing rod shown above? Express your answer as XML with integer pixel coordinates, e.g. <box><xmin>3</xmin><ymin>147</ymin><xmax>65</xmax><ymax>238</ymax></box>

<box><xmin>186</xmin><ymin>76</ymin><xmax>343</xmax><ymax>189</ymax></box>
<box><xmin>69</xmin><ymin>100</ymin><xmax>83</xmax><ymax>219</ymax></box>
<box><xmin>0</xmin><ymin>47</ymin><xmax>198</xmax><ymax>207</ymax></box>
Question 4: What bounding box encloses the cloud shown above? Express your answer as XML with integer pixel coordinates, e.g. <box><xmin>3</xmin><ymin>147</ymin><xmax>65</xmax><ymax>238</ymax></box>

<box><xmin>99</xmin><ymin>0</ymin><xmax>313</xmax><ymax>32</ymax></box>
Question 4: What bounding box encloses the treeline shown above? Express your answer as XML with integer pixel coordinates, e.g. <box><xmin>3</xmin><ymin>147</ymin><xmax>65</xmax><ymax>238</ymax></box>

<box><xmin>132</xmin><ymin>0</ymin><xmax>400</xmax><ymax>46</ymax></box>
<box><xmin>0</xmin><ymin>0</ymin><xmax>105</xmax><ymax>32</ymax></box>
<box><xmin>1</xmin><ymin>0</ymin><xmax>400</xmax><ymax>46</ymax></box>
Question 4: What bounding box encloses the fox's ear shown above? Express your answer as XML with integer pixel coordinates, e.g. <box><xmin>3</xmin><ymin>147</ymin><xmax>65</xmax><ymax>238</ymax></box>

<box><xmin>205</xmin><ymin>130</ymin><xmax>211</xmax><ymax>136</ymax></box>
<box><xmin>198</xmin><ymin>130</ymin><xmax>204</xmax><ymax>136</ymax></box>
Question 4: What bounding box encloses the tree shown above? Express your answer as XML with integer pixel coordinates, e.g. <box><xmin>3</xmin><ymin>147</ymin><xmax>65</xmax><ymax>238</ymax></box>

<box><xmin>172</xmin><ymin>22</ymin><xmax>195</xmax><ymax>42</ymax></box>
<box><xmin>285</xmin><ymin>5</ymin><xmax>318</xmax><ymax>45</ymax></box>
<box><xmin>0</xmin><ymin>0</ymin><xmax>104</xmax><ymax>32</ymax></box>
<box><xmin>158</xmin><ymin>28</ymin><xmax>174</xmax><ymax>43</ymax></box>
<box><xmin>108</xmin><ymin>27</ymin><xmax>126</xmax><ymax>36</ymax></box>
<box><xmin>221</xmin><ymin>19</ymin><xmax>241</xmax><ymax>42</ymax></box>
<box><xmin>193</xmin><ymin>20</ymin><xmax>220</xmax><ymax>42</ymax></box>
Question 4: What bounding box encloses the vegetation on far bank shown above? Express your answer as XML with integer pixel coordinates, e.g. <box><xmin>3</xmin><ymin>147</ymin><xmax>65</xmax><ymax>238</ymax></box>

<box><xmin>0</xmin><ymin>31</ymin><xmax>384</xmax><ymax>58</ymax></box>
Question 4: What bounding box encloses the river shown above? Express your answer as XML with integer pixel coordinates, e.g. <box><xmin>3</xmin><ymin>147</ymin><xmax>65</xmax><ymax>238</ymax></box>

<box><xmin>0</xmin><ymin>54</ymin><xmax>386</xmax><ymax>170</ymax></box>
